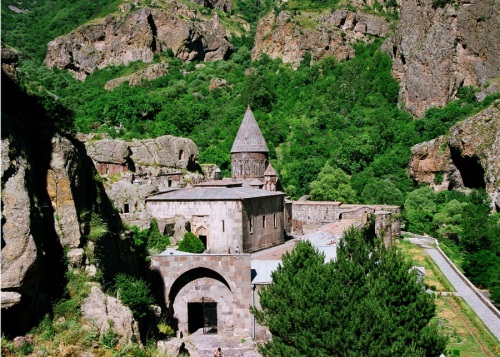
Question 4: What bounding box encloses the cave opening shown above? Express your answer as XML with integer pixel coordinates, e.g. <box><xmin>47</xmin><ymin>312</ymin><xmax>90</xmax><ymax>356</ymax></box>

<box><xmin>449</xmin><ymin>146</ymin><xmax>485</xmax><ymax>189</ymax></box>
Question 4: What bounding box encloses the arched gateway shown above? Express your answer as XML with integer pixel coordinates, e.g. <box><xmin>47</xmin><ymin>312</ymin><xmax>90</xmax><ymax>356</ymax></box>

<box><xmin>150</xmin><ymin>253</ymin><xmax>253</xmax><ymax>337</ymax></box>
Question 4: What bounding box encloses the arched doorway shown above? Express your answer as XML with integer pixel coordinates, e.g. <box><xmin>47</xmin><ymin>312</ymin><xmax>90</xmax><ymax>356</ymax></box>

<box><xmin>195</xmin><ymin>226</ymin><xmax>208</xmax><ymax>250</ymax></box>
<box><xmin>169</xmin><ymin>268</ymin><xmax>233</xmax><ymax>336</ymax></box>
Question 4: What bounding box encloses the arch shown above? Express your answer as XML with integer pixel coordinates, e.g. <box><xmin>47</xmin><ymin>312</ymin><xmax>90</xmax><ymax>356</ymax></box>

<box><xmin>195</xmin><ymin>226</ymin><xmax>208</xmax><ymax>236</ymax></box>
<box><xmin>169</xmin><ymin>267</ymin><xmax>232</xmax><ymax>303</ymax></box>
<box><xmin>179</xmin><ymin>149</ymin><xmax>184</xmax><ymax>161</ymax></box>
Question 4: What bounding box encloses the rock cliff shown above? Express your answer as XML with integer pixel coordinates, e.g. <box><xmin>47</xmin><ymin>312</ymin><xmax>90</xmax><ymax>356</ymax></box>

<box><xmin>1</xmin><ymin>55</ymin><xmax>134</xmax><ymax>336</ymax></box>
<box><xmin>44</xmin><ymin>0</ymin><xmax>235</xmax><ymax>80</ymax></box>
<box><xmin>253</xmin><ymin>9</ymin><xmax>391</xmax><ymax>68</ymax></box>
<box><xmin>409</xmin><ymin>100</ymin><xmax>500</xmax><ymax>209</ymax></box>
<box><xmin>383</xmin><ymin>0</ymin><xmax>500</xmax><ymax>117</ymax></box>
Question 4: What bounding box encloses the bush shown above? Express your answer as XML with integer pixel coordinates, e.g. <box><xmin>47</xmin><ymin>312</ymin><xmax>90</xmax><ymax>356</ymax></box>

<box><xmin>115</xmin><ymin>274</ymin><xmax>154</xmax><ymax>320</ymax></box>
<box><xmin>147</xmin><ymin>219</ymin><xmax>170</xmax><ymax>252</ymax></box>
<box><xmin>178</xmin><ymin>232</ymin><xmax>205</xmax><ymax>253</ymax></box>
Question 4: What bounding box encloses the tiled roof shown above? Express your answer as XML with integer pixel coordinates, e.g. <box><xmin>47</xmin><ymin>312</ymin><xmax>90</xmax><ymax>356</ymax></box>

<box><xmin>146</xmin><ymin>186</ymin><xmax>284</xmax><ymax>201</ymax></box>
<box><xmin>231</xmin><ymin>106</ymin><xmax>269</xmax><ymax>153</ymax></box>
<box><xmin>263</xmin><ymin>163</ymin><xmax>277</xmax><ymax>176</ymax></box>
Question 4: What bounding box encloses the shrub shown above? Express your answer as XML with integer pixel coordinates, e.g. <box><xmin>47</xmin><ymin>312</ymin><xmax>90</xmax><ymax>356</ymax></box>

<box><xmin>177</xmin><ymin>232</ymin><xmax>205</xmax><ymax>253</ymax></box>
<box><xmin>115</xmin><ymin>274</ymin><xmax>154</xmax><ymax>320</ymax></box>
<box><xmin>147</xmin><ymin>218</ymin><xmax>170</xmax><ymax>252</ymax></box>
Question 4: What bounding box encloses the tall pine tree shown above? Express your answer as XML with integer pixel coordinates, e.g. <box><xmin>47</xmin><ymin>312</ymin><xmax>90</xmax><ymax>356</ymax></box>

<box><xmin>252</xmin><ymin>227</ymin><xmax>447</xmax><ymax>356</ymax></box>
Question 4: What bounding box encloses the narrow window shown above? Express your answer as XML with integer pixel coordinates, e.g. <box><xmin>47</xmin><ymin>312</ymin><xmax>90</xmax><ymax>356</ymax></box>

<box><xmin>274</xmin><ymin>213</ymin><xmax>277</xmax><ymax>228</ymax></box>
<box><xmin>168</xmin><ymin>179</ymin><xmax>172</xmax><ymax>187</ymax></box>
<box><xmin>222</xmin><ymin>220</ymin><xmax>225</xmax><ymax>232</ymax></box>
<box><xmin>178</xmin><ymin>149</ymin><xmax>184</xmax><ymax>160</ymax></box>
<box><xmin>262</xmin><ymin>215</ymin><xmax>266</xmax><ymax>228</ymax></box>
<box><xmin>124</xmin><ymin>203</ymin><xmax>130</xmax><ymax>213</ymax></box>
<box><xmin>250</xmin><ymin>216</ymin><xmax>253</xmax><ymax>234</ymax></box>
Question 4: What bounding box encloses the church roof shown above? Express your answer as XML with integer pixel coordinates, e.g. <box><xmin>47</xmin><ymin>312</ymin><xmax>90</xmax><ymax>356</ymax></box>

<box><xmin>231</xmin><ymin>106</ymin><xmax>269</xmax><ymax>153</ymax></box>
<box><xmin>146</xmin><ymin>186</ymin><xmax>284</xmax><ymax>201</ymax></box>
<box><xmin>263</xmin><ymin>163</ymin><xmax>277</xmax><ymax>176</ymax></box>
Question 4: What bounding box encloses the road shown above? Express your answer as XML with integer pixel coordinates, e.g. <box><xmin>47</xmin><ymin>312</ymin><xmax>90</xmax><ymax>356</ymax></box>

<box><xmin>408</xmin><ymin>237</ymin><xmax>500</xmax><ymax>341</ymax></box>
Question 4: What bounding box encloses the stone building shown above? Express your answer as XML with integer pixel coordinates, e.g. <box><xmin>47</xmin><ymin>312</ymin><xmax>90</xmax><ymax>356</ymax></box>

<box><xmin>146</xmin><ymin>183</ymin><xmax>285</xmax><ymax>253</ymax></box>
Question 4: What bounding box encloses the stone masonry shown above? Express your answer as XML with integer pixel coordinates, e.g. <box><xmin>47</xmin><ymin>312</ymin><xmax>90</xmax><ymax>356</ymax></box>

<box><xmin>150</xmin><ymin>254</ymin><xmax>252</xmax><ymax>337</ymax></box>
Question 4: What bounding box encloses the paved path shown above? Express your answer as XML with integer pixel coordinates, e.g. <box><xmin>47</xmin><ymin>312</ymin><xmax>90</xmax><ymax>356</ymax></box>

<box><xmin>415</xmin><ymin>242</ymin><xmax>500</xmax><ymax>340</ymax></box>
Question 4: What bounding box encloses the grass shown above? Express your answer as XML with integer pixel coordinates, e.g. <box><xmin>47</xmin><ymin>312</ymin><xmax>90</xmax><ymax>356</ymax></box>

<box><xmin>397</xmin><ymin>239</ymin><xmax>500</xmax><ymax>356</ymax></box>
<box><xmin>397</xmin><ymin>239</ymin><xmax>454</xmax><ymax>292</ymax></box>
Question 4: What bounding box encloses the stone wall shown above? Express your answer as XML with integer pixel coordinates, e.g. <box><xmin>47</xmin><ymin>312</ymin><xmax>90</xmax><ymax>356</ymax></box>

<box><xmin>146</xmin><ymin>200</ymin><xmax>243</xmax><ymax>253</ymax></box>
<box><xmin>292</xmin><ymin>201</ymin><xmax>342</xmax><ymax>224</ymax></box>
<box><xmin>241</xmin><ymin>197</ymin><xmax>285</xmax><ymax>253</ymax></box>
<box><xmin>150</xmin><ymin>254</ymin><xmax>252</xmax><ymax>337</ymax></box>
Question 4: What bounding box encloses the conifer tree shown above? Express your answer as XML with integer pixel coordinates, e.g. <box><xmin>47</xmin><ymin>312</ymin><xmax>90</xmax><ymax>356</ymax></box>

<box><xmin>252</xmin><ymin>227</ymin><xmax>447</xmax><ymax>356</ymax></box>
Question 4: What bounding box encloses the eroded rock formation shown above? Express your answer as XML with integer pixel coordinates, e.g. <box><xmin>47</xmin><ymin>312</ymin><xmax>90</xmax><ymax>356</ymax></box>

<box><xmin>383</xmin><ymin>0</ymin><xmax>500</xmax><ymax>117</ymax></box>
<box><xmin>409</xmin><ymin>101</ymin><xmax>500</xmax><ymax>208</ymax></box>
<box><xmin>45</xmin><ymin>1</ymin><xmax>234</xmax><ymax>80</ymax></box>
<box><xmin>105</xmin><ymin>62</ymin><xmax>169</xmax><ymax>90</ymax></box>
<box><xmin>83</xmin><ymin>135</ymin><xmax>200</xmax><ymax>220</ymax></box>
<box><xmin>1</xmin><ymin>55</ymin><xmax>133</xmax><ymax>336</ymax></box>
<box><xmin>81</xmin><ymin>286</ymin><xmax>140</xmax><ymax>343</ymax></box>
<box><xmin>253</xmin><ymin>9</ymin><xmax>390</xmax><ymax>68</ymax></box>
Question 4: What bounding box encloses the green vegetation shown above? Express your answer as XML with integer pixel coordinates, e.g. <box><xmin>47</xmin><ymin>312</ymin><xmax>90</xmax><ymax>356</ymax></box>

<box><xmin>178</xmin><ymin>232</ymin><xmax>206</xmax><ymax>253</ymax></box>
<box><xmin>309</xmin><ymin>162</ymin><xmax>356</xmax><ymax>202</ymax></box>
<box><xmin>114</xmin><ymin>273</ymin><xmax>155</xmax><ymax>320</ymax></box>
<box><xmin>404</xmin><ymin>188</ymin><xmax>500</xmax><ymax>306</ymax></box>
<box><xmin>131</xmin><ymin>219</ymin><xmax>171</xmax><ymax>255</ymax></box>
<box><xmin>252</xmin><ymin>227</ymin><xmax>447</xmax><ymax>356</ymax></box>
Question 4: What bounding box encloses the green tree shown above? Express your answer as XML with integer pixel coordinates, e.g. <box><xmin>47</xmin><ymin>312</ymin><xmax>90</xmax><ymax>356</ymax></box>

<box><xmin>309</xmin><ymin>162</ymin><xmax>356</xmax><ymax>202</ymax></box>
<box><xmin>361</xmin><ymin>178</ymin><xmax>404</xmax><ymax>205</ymax></box>
<box><xmin>115</xmin><ymin>274</ymin><xmax>154</xmax><ymax>320</ymax></box>
<box><xmin>178</xmin><ymin>232</ymin><xmax>205</xmax><ymax>253</ymax></box>
<box><xmin>404</xmin><ymin>187</ymin><xmax>438</xmax><ymax>235</ymax></box>
<box><xmin>147</xmin><ymin>218</ymin><xmax>170</xmax><ymax>253</ymax></box>
<box><xmin>252</xmin><ymin>227</ymin><xmax>446</xmax><ymax>356</ymax></box>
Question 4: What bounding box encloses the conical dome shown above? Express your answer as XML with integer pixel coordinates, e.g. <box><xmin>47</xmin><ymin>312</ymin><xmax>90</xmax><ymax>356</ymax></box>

<box><xmin>231</xmin><ymin>106</ymin><xmax>269</xmax><ymax>153</ymax></box>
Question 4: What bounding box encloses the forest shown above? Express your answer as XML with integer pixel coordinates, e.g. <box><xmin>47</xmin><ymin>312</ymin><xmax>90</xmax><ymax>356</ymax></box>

<box><xmin>2</xmin><ymin>0</ymin><xmax>499</xmax><ymax>318</ymax></box>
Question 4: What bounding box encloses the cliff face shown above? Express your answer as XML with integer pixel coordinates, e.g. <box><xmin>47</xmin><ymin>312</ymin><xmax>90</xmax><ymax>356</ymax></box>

<box><xmin>1</xmin><ymin>54</ymin><xmax>132</xmax><ymax>336</ymax></box>
<box><xmin>44</xmin><ymin>1</ymin><xmax>235</xmax><ymax>80</ymax></box>
<box><xmin>253</xmin><ymin>9</ymin><xmax>391</xmax><ymax>68</ymax></box>
<box><xmin>383</xmin><ymin>0</ymin><xmax>500</xmax><ymax>117</ymax></box>
<box><xmin>409</xmin><ymin>101</ymin><xmax>500</xmax><ymax>209</ymax></box>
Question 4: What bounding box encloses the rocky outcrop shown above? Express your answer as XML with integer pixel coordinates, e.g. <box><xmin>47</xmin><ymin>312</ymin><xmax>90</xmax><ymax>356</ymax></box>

<box><xmin>383</xmin><ymin>0</ymin><xmax>500</xmax><ymax>117</ymax></box>
<box><xmin>85</xmin><ymin>135</ymin><xmax>199</xmax><ymax>172</ymax></box>
<box><xmin>81</xmin><ymin>286</ymin><xmax>140</xmax><ymax>343</ymax></box>
<box><xmin>191</xmin><ymin>0</ymin><xmax>232</xmax><ymax>12</ymax></box>
<box><xmin>45</xmin><ymin>1</ymin><xmax>233</xmax><ymax>80</ymax></box>
<box><xmin>253</xmin><ymin>9</ymin><xmax>390</xmax><ymax>69</ymax></box>
<box><xmin>409</xmin><ymin>101</ymin><xmax>500</xmax><ymax>206</ymax></box>
<box><xmin>1</xmin><ymin>59</ymin><xmax>134</xmax><ymax>336</ymax></box>
<box><xmin>1</xmin><ymin>43</ymin><xmax>19</xmax><ymax>83</ymax></box>
<box><xmin>105</xmin><ymin>62</ymin><xmax>169</xmax><ymax>90</ymax></box>
<box><xmin>83</xmin><ymin>135</ymin><xmax>199</xmax><ymax>219</ymax></box>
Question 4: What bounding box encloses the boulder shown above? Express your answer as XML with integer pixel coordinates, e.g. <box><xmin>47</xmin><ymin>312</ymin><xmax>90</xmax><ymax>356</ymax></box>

<box><xmin>86</xmin><ymin>139</ymin><xmax>130</xmax><ymax>165</ymax></box>
<box><xmin>81</xmin><ymin>286</ymin><xmax>140</xmax><ymax>343</ymax></box>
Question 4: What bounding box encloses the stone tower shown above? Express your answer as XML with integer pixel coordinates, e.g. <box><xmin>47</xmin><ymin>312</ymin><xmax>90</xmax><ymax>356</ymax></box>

<box><xmin>231</xmin><ymin>106</ymin><xmax>269</xmax><ymax>179</ymax></box>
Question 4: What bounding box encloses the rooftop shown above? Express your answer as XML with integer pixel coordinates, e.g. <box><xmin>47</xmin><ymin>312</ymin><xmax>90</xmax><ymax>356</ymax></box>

<box><xmin>231</xmin><ymin>106</ymin><xmax>269</xmax><ymax>153</ymax></box>
<box><xmin>146</xmin><ymin>186</ymin><xmax>284</xmax><ymax>201</ymax></box>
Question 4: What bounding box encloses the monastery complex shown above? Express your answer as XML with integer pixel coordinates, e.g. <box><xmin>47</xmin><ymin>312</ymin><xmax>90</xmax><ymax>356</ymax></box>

<box><xmin>144</xmin><ymin>107</ymin><xmax>401</xmax><ymax>339</ymax></box>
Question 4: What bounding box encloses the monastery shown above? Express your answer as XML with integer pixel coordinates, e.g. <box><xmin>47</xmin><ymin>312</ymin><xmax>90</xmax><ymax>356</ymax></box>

<box><xmin>148</xmin><ymin>107</ymin><xmax>401</xmax><ymax>339</ymax></box>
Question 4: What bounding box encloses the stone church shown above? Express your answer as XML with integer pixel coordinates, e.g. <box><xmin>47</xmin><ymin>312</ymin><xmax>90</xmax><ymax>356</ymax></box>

<box><xmin>146</xmin><ymin>106</ymin><xmax>286</xmax><ymax>253</ymax></box>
